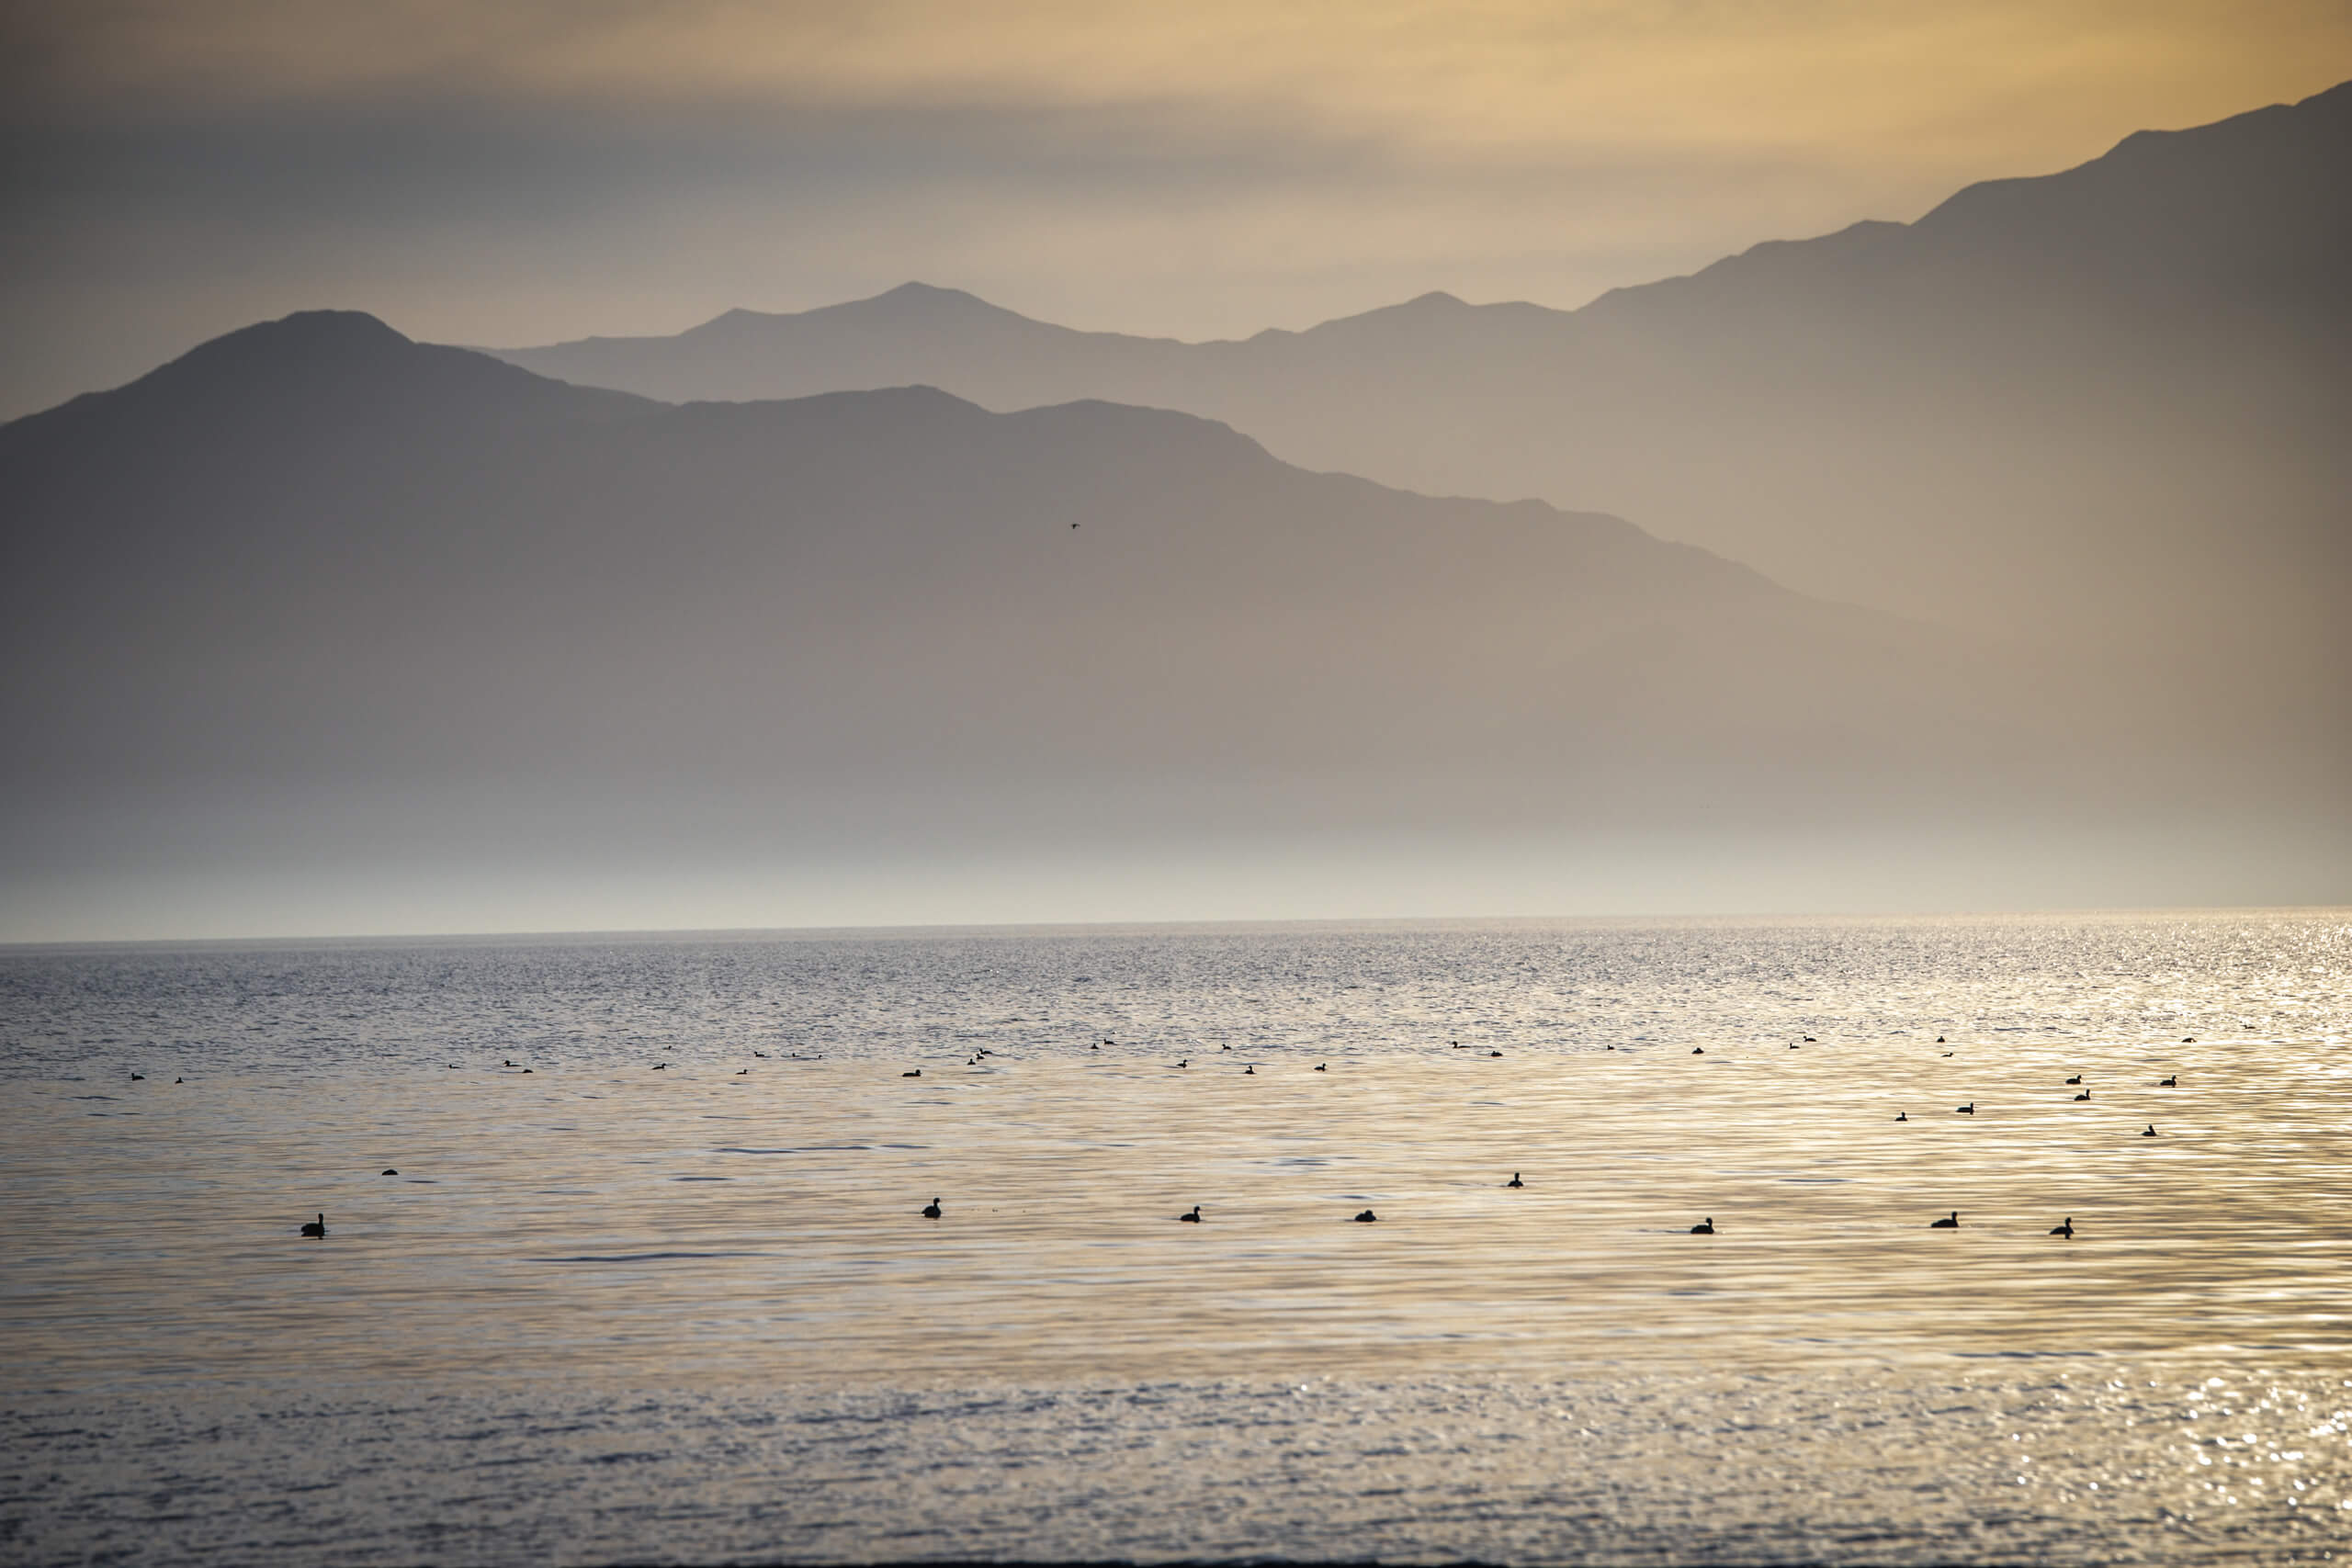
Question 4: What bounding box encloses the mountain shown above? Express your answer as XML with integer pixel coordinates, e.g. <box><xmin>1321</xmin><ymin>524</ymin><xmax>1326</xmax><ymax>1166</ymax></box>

<box><xmin>7</xmin><ymin>311</ymin><xmax>2246</xmax><ymax>930</ymax></box>
<box><xmin>494</xmin><ymin>82</ymin><xmax>2352</xmax><ymax>750</ymax></box>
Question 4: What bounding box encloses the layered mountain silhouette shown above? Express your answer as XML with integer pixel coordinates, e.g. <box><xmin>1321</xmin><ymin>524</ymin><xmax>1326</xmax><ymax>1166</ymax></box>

<box><xmin>4</xmin><ymin>310</ymin><xmax>2162</xmax><ymax>887</ymax></box>
<box><xmin>498</xmin><ymin>81</ymin><xmax>2352</xmax><ymax>751</ymax></box>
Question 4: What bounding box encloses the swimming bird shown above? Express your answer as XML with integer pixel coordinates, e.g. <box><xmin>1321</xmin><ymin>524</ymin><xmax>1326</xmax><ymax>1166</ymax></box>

<box><xmin>381</xmin><ymin>1168</ymin><xmax>398</xmax><ymax>1176</ymax></box>
<box><xmin>1895</xmin><ymin>1111</ymin><xmax>1908</xmax><ymax>1122</ymax></box>
<box><xmin>903</xmin><ymin>1069</ymin><xmax>921</xmax><ymax>1077</ymax></box>
<box><xmin>2065</xmin><ymin>1075</ymin><xmax>2081</xmax><ymax>1085</ymax></box>
<box><xmin>522</xmin><ymin>1067</ymin><xmax>532</xmax><ymax>1073</ymax></box>
<box><xmin>1690</xmin><ymin>1218</ymin><xmax>1714</xmax><ymax>1235</ymax></box>
<box><xmin>1506</xmin><ymin>1173</ymin><xmax>1524</xmax><ymax>1188</ymax></box>
<box><xmin>2158</xmin><ymin>1075</ymin><xmax>2177</xmax><ymax>1087</ymax></box>
<box><xmin>2182</xmin><ymin>1036</ymin><xmax>2195</xmax><ymax>1043</ymax></box>
<box><xmin>1091</xmin><ymin>1043</ymin><xmax>1100</xmax><ymax>1051</ymax></box>
<box><xmin>1222</xmin><ymin>1043</ymin><xmax>1231</xmax><ymax>1051</ymax></box>
<box><xmin>2143</xmin><ymin>1124</ymin><xmax>2157</xmax><ymax>1136</ymax></box>
<box><xmin>503</xmin><ymin>1059</ymin><xmax>514</xmax><ymax>1067</ymax></box>
<box><xmin>1178</xmin><ymin>1205</ymin><xmax>1202</xmax><ymax>1223</ymax></box>
<box><xmin>1929</xmin><ymin>1212</ymin><xmax>1960</xmax><ymax>1228</ymax></box>
<box><xmin>1315</xmin><ymin>1064</ymin><xmax>1327</xmax><ymax>1072</ymax></box>
<box><xmin>922</xmin><ymin>1197</ymin><xmax>942</xmax><ymax>1218</ymax></box>
<box><xmin>753</xmin><ymin>1052</ymin><xmax>769</xmax><ymax>1058</ymax></box>
<box><xmin>652</xmin><ymin>1063</ymin><xmax>667</xmax><ymax>1070</ymax></box>
<box><xmin>1176</xmin><ymin>1059</ymin><xmax>1189</xmax><ymax>1069</ymax></box>
<box><xmin>1955</xmin><ymin>1102</ymin><xmax>1974</xmax><ymax>1114</ymax></box>
<box><xmin>1352</xmin><ymin>1209</ymin><xmax>1378</xmax><ymax>1223</ymax></box>
<box><xmin>2050</xmin><ymin>1217</ymin><xmax>2074</xmax><ymax>1237</ymax></box>
<box><xmin>1936</xmin><ymin>1036</ymin><xmax>1946</xmax><ymax>1043</ymax></box>
<box><xmin>1941</xmin><ymin>1051</ymin><xmax>1954</xmax><ymax>1057</ymax></box>
<box><xmin>1489</xmin><ymin>1050</ymin><xmax>1503</xmax><ymax>1057</ymax></box>
<box><xmin>2074</xmin><ymin>1089</ymin><xmax>2091</xmax><ymax>1101</ymax></box>
<box><xmin>1803</xmin><ymin>1035</ymin><xmax>1815</xmax><ymax>1043</ymax></box>
<box><xmin>739</xmin><ymin>1068</ymin><xmax>750</xmax><ymax>1075</ymax></box>
<box><xmin>1244</xmin><ymin>1065</ymin><xmax>1254</xmax><ymax>1075</ymax></box>
<box><xmin>174</xmin><ymin>1077</ymin><xmax>182</xmax><ymax>1084</ymax></box>
<box><xmin>300</xmin><ymin>1213</ymin><xmax>326</xmax><ymax>1237</ymax></box>
<box><xmin>1692</xmin><ymin>1047</ymin><xmax>1704</xmax><ymax>1055</ymax></box>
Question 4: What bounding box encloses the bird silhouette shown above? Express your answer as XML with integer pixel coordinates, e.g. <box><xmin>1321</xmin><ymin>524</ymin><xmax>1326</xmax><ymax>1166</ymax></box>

<box><xmin>1505</xmin><ymin>1173</ymin><xmax>1524</xmax><ymax>1188</ymax></box>
<box><xmin>381</xmin><ymin>1168</ymin><xmax>397</xmax><ymax>1176</ymax></box>
<box><xmin>921</xmin><ymin>1197</ymin><xmax>943</xmax><ymax>1218</ymax></box>
<box><xmin>300</xmin><ymin>1213</ymin><xmax>326</xmax><ymax>1237</ymax></box>
<box><xmin>1929</xmin><ymin>1212</ymin><xmax>1960</xmax><ymax>1228</ymax></box>
<box><xmin>2143</xmin><ymin>1124</ymin><xmax>2158</xmax><ymax>1136</ymax></box>
<box><xmin>2050</xmin><ymin>1217</ymin><xmax>2075</xmax><ymax>1237</ymax></box>
<box><xmin>1178</xmin><ymin>1205</ymin><xmax>1202</xmax><ymax>1223</ymax></box>
<box><xmin>2065</xmin><ymin>1075</ymin><xmax>2082</xmax><ymax>1085</ymax></box>
<box><xmin>2074</xmin><ymin>1089</ymin><xmax>2091</xmax><ymax>1101</ymax></box>
<box><xmin>1315</xmin><ymin>1064</ymin><xmax>1327</xmax><ymax>1072</ymax></box>
<box><xmin>1691</xmin><ymin>1047</ymin><xmax>1704</xmax><ymax>1055</ymax></box>
<box><xmin>902</xmin><ymin>1069</ymin><xmax>921</xmax><ymax>1077</ymax></box>
<box><xmin>1955</xmin><ymin>1103</ymin><xmax>1974</xmax><ymax>1114</ymax></box>
<box><xmin>1690</xmin><ymin>1218</ymin><xmax>1714</xmax><ymax>1234</ymax></box>
<box><xmin>1895</xmin><ymin>1111</ymin><xmax>1908</xmax><ymax>1122</ymax></box>
<box><xmin>2158</xmin><ymin>1075</ymin><xmax>2177</xmax><ymax>1087</ymax></box>
<box><xmin>1352</xmin><ymin>1209</ymin><xmax>1378</xmax><ymax>1223</ymax></box>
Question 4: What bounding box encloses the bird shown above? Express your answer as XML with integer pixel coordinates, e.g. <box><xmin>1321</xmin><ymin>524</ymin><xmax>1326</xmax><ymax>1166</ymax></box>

<box><xmin>2182</xmin><ymin>1036</ymin><xmax>2195</xmax><ymax>1043</ymax></box>
<box><xmin>2074</xmin><ymin>1089</ymin><xmax>2091</xmax><ymax>1101</ymax></box>
<box><xmin>2050</xmin><ymin>1217</ymin><xmax>2075</xmax><ymax>1238</ymax></box>
<box><xmin>300</xmin><ymin>1213</ymin><xmax>327</xmax><ymax>1237</ymax></box>
<box><xmin>902</xmin><ymin>1069</ymin><xmax>922</xmax><ymax>1077</ymax></box>
<box><xmin>1315</xmin><ymin>1064</ymin><xmax>1327</xmax><ymax>1072</ymax></box>
<box><xmin>1691</xmin><ymin>1047</ymin><xmax>1704</xmax><ymax>1055</ymax></box>
<box><xmin>753</xmin><ymin>1052</ymin><xmax>769</xmax><ymax>1058</ymax></box>
<box><xmin>1929</xmin><ymin>1212</ymin><xmax>1960</xmax><ymax>1228</ymax></box>
<box><xmin>1178</xmin><ymin>1205</ymin><xmax>1202</xmax><ymax>1223</ymax></box>
<box><xmin>652</xmin><ymin>1063</ymin><xmax>667</xmax><ymax>1070</ymax></box>
<box><xmin>130</xmin><ymin>1073</ymin><xmax>143</xmax><ymax>1081</ymax></box>
<box><xmin>2065</xmin><ymin>1075</ymin><xmax>2082</xmax><ymax>1085</ymax></box>
<box><xmin>1790</xmin><ymin>1042</ymin><xmax>1800</xmax><ymax>1049</ymax></box>
<box><xmin>2158</xmin><ymin>1075</ymin><xmax>2177</xmax><ymax>1087</ymax></box>
<box><xmin>1895</xmin><ymin>1111</ymin><xmax>1908</xmax><ymax>1122</ymax></box>
<box><xmin>2143</xmin><ymin>1124</ymin><xmax>2158</xmax><ymax>1136</ymax></box>
<box><xmin>1091</xmin><ymin>1043</ymin><xmax>1100</xmax><ymax>1051</ymax></box>
<box><xmin>1941</xmin><ymin>1051</ymin><xmax>1954</xmax><ymax>1057</ymax></box>
<box><xmin>1175</xmin><ymin>1059</ymin><xmax>1189</xmax><ymax>1069</ymax></box>
<box><xmin>1506</xmin><ymin>1173</ymin><xmax>1524</xmax><ymax>1188</ymax></box>
<box><xmin>1244</xmin><ymin>1065</ymin><xmax>1255</xmax><ymax>1075</ymax></box>
<box><xmin>739</xmin><ymin>1067</ymin><xmax>750</xmax><ymax>1075</ymax></box>
<box><xmin>381</xmin><ymin>1168</ymin><xmax>398</xmax><ymax>1176</ymax></box>
<box><xmin>521</xmin><ymin>1068</ymin><xmax>532</xmax><ymax>1073</ymax></box>
<box><xmin>1803</xmin><ymin>1035</ymin><xmax>1815</xmax><ymax>1043</ymax></box>
<box><xmin>1955</xmin><ymin>1102</ymin><xmax>1974</xmax><ymax>1114</ymax></box>
<box><xmin>1352</xmin><ymin>1209</ymin><xmax>1378</xmax><ymax>1223</ymax></box>
<box><xmin>921</xmin><ymin>1197</ymin><xmax>943</xmax><ymax>1218</ymax></box>
<box><xmin>1222</xmin><ymin>1043</ymin><xmax>1232</xmax><ymax>1051</ymax></box>
<box><xmin>1488</xmin><ymin>1050</ymin><xmax>1503</xmax><ymax>1057</ymax></box>
<box><xmin>503</xmin><ymin>1059</ymin><xmax>514</xmax><ymax>1067</ymax></box>
<box><xmin>1690</xmin><ymin>1218</ymin><xmax>1714</xmax><ymax>1234</ymax></box>
<box><xmin>174</xmin><ymin>1077</ymin><xmax>182</xmax><ymax>1084</ymax></box>
<box><xmin>1936</xmin><ymin>1035</ymin><xmax>1946</xmax><ymax>1043</ymax></box>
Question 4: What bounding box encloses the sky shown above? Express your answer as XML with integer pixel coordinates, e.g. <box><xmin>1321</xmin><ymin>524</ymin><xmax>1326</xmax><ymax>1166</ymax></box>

<box><xmin>4</xmin><ymin>1</ymin><xmax>2348</xmax><ymax>421</ymax></box>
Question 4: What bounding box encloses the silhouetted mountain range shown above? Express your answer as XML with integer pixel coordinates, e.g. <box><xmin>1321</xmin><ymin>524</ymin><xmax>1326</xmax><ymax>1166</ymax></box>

<box><xmin>3</xmin><ymin>309</ymin><xmax>2161</xmax><ymax>888</ymax></box>
<box><xmin>497</xmin><ymin>81</ymin><xmax>2352</xmax><ymax>748</ymax></box>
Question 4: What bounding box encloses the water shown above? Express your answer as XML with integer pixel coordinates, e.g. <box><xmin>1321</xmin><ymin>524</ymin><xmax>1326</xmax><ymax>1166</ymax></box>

<box><xmin>5</xmin><ymin>912</ymin><xmax>2349</xmax><ymax>1562</ymax></box>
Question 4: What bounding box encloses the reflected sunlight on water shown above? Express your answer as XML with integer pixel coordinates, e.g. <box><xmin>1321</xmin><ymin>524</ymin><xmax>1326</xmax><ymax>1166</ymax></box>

<box><xmin>3</xmin><ymin>912</ymin><xmax>2347</xmax><ymax>1562</ymax></box>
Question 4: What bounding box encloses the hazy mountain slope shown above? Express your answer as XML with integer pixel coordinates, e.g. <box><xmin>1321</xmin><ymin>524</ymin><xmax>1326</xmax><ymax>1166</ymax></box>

<box><xmin>493</xmin><ymin>82</ymin><xmax>2352</xmax><ymax>751</ymax></box>
<box><xmin>2</xmin><ymin>313</ymin><xmax>2120</xmax><ymax>867</ymax></box>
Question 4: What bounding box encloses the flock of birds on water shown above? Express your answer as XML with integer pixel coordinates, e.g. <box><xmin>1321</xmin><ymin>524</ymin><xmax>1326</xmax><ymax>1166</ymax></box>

<box><xmin>261</xmin><ymin>1026</ymin><xmax>2200</xmax><ymax>1244</ymax></box>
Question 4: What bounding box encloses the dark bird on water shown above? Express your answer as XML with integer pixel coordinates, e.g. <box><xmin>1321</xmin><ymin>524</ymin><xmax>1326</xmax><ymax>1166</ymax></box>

<box><xmin>2143</xmin><ymin>1124</ymin><xmax>2158</xmax><ymax>1136</ymax></box>
<box><xmin>2074</xmin><ymin>1089</ymin><xmax>2092</xmax><ymax>1101</ymax></box>
<box><xmin>1936</xmin><ymin>1036</ymin><xmax>1946</xmax><ymax>1043</ymax></box>
<box><xmin>1175</xmin><ymin>1059</ymin><xmax>1189</xmax><ymax>1069</ymax></box>
<box><xmin>1929</xmin><ymin>1212</ymin><xmax>1960</xmax><ymax>1228</ymax></box>
<box><xmin>739</xmin><ymin>1068</ymin><xmax>750</xmax><ymax>1075</ymax></box>
<box><xmin>1506</xmin><ymin>1173</ymin><xmax>1524</xmax><ymax>1188</ymax></box>
<box><xmin>175</xmin><ymin>1077</ymin><xmax>182</xmax><ymax>1084</ymax></box>
<box><xmin>2065</xmin><ymin>1075</ymin><xmax>2082</xmax><ymax>1085</ymax></box>
<box><xmin>753</xmin><ymin>1052</ymin><xmax>768</xmax><ymax>1058</ymax></box>
<box><xmin>1178</xmin><ymin>1205</ymin><xmax>1202</xmax><ymax>1222</ymax></box>
<box><xmin>2158</xmin><ymin>1076</ymin><xmax>2177</xmax><ymax>1087</ymax></box>
<box><xmin>1955</xmin><ymin>1102</ymin><xmax>1974</xmax><ymax>1114</ymax></box>
<box><xmin>1353</xmin><ymin>1209</ymin><xmax>1378</xmax><ymax>1223</ymax></box>
<box><xmin>1803</xmin><ymin>1035</ymin><xmax>1815</xmax><ymax>1043</ymax></box>
<box><xmin>381</xmin><ymin>1168</ymin><xmax>398</xmax><ymax>1176</ymax></box>
<box><xmin>1315</xmin><ymin>1063</ymin><xmax>1327</xmax><ymax>1072</ymax></box>
<box><xmin>1690</xmin><ymin>1218</ymin><xmax>1714</xmax><ymax>1234</ymax></box>
<box><xmin>1691</xmin><ymin>1047</ymin><xmax>1704</xmax><ymax>1055</ymax></box>
<box><xmin>652</xmin><ymin>1063</ymin><xmax>667</xmax><ymax>1070</ymax></box>
<box><xmin>300</xmin><ymin>1213</ymin><xmax>326</xmax><ymax>1236</ymax></box>
<box><xmin>1244</xmin><ymin>1065</ymin><xmax>1254</xmax><ymax>1075</ymax></box>
<box><xmin>903</xmin><ymin>1069</ymin><xmax>922</xmax><ymax>1077</ymax></box>
<box><xmin>2182</xmin><ymin>1036</ymin><xmax>2195</xmax><ymax>1043</ymax></box>
<box><xmin>1489</xmin><ymin>1050</ymin><xmax>1503</xmax><ymax>1057</ymax></box>
<box><xmin>2050</xmin><ymin>1217</ymin><xmax>2075</xmax><ymax>1237</ymax></box>
<box><xmin>921</xmin><ymin>1197</ymin><xmax>942</xmax><ymax>1218</ymax></box>
<box><xmin>1895</xmin><ymin>1111</ymin><xmax>1908</xmax><ymax>1122</ymax></box>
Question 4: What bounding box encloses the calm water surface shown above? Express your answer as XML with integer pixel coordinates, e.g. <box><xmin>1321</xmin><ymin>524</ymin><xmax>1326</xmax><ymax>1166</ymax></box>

<box><xmin>4</xmin><ymin>912</ymin><xmax>2349</xmax><ymax>1562</ymax></box>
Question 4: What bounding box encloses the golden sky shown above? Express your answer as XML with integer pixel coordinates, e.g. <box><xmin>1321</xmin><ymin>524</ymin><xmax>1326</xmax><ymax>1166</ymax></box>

<box><xmin>3</xmin><ymin>1</ymin><xmax>2347</xmax><ymax>413</ymax></box>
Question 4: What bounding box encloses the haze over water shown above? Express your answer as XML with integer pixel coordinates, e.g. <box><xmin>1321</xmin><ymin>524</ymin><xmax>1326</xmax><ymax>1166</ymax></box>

<box><xmin>6</xmin><ymin>910</ymin><xmax>2349</xmax><ymax>1562</ymax></box>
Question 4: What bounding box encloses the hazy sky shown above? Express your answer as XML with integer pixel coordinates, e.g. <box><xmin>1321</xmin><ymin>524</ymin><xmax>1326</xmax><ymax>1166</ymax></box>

<box><xmin>4</xmin><ymin>1</ymin><xmax>2347</xmax><ymax>418</ymax></box>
